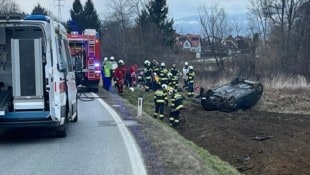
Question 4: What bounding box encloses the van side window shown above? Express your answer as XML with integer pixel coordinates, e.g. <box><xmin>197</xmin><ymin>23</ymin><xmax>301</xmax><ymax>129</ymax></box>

<box><xmin>63</xmin><ymin>39</ymin><xmax>73</xmax><ymax>72</ymax></box>
<box><xmin>56</xmin><ymin>38</ymin><xmax>67</xmax><ymax>71</ymax></box>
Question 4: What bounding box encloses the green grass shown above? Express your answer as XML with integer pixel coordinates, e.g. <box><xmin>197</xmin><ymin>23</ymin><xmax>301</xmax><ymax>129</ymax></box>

<box><xmin>123</xmin><ymin>88</ymin><xmax>240</xmax><ymax>175</ymax></box>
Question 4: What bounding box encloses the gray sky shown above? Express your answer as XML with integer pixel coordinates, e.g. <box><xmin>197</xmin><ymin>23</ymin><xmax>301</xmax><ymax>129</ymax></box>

<box><xmin>15</xmin><ymin>0</ymin><xmax>249</xmax><ymax>21</ymax></box>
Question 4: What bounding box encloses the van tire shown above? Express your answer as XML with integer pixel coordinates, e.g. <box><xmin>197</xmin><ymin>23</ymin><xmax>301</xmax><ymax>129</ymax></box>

<box><xmin>55</xmin><ymin>121</ymin><xmax>67</xmax><ymax>137</ymax></box>
<box><xmin>55</xmin><ymin>116</ymin><xmax>68</xmax><ymax>137</ymax></box>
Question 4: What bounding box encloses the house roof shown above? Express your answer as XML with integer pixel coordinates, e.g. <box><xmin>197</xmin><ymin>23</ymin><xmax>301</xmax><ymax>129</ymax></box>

<box><xmin>176</xmin><ymin>34</ymin><xmax>201</xmax><ymax>47</ymax></box>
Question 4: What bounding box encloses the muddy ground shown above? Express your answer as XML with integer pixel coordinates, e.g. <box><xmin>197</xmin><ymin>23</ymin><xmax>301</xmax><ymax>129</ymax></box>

<box><xmin>99</xmin><ymin>85</ymin><xmax>310</xmax><ymax>175</ymax></box>
<box><xmin>177</xmin><ymin>89</ymin><xmax>310</xmax><ymax>175</ymax></box>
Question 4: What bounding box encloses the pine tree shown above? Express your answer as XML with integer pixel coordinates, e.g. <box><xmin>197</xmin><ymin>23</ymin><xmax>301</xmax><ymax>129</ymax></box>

<box><xmin>83</xmin><ymin>0</ymin><xmax>102</xmax><ymax>33</ymax></box>
<box><xmin>69</xmin><ymin>0</ymin><xmax>84</xmax><ymax>33</ymax></box>
<box><xmin>31</xmin><ymin>4</ymin><xmax>48</xmax><ymax>16</ymax></box>
<box><xmin>145</xmin><ymin>0</ymin><xmax>175</xmax><ymax>46</ymax></box>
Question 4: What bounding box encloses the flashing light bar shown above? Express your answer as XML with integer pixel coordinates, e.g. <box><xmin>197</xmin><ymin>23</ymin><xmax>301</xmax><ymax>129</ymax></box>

<box><xmin>24</xmin><ymin>15</ymin><xmax>50</xmax><ymax>22</ymax></box>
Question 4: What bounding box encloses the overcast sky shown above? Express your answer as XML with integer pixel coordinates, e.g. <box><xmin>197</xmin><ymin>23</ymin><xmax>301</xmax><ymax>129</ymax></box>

<box><xmin>15</xmin><ymin>0</ymin><xmax>249</xmax><ymax>21</ymax></box>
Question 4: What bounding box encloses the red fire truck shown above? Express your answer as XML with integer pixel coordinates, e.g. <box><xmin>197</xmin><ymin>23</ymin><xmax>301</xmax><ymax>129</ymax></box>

<box><xmin>67</xmin><ymin>29</ymin><xmax>101</xmax><ymax>92</ymax></box>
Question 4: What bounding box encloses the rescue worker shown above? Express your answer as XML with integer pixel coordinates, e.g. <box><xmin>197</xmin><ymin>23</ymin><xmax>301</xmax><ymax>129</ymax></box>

<box><xmin>154</xmin><ymin>84</ymin><xmax>168</xmax><ymax>120</ymax></box>
<box><xmin>150</xmin><ymin>59</ymin><xmax>160</xmax><ymax>75</ymax></box>
<box><xmin>182</xmin><ymin>62</ymin><xmax>189</xmax><ymax>89</ymax></box>
<box><xmin>169</xmin><ymin>63</ymin><xmax>180</xmax><ymax>90</ymax></box>
<box><xmin>151</xmin><ymin>59</ymin><xmax>160</xmax><ymax>90</ymax></box>
<box><xmin>101</xmin><ymin>57</ymin><xmax>108</xmax><ymax>88</ymax></box>
<box><xmin>186</xmin><ymin>66</ymin><xmax>195</xmax><ymax>97</ymax></box>
<box><xmin>159</xmin><ymin>62</ymin><xmax>169</xmax><ymax>86</ymax></box>
<box><xmin>103</xmin><ymin>57</ymin><xmax>113</xmax><ymax>91</ymax></box>
<box><xmin>114</xmin><ymin>60</ymin><xmax>126</xmax><ymax>94</ymax></box>
<box><xmin>143</xmin><ymin>60</ymin><xmax>152</xmax><ymax>91</ymax></box>
<box><xmin>169</xmin><ymin>89</ymin><xmax>184</xmax><ymax>127</ymax></box>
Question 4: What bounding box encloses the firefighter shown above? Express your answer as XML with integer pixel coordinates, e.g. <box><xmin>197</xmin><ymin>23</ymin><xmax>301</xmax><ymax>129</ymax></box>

<box><xmin>114</xmin><ymin>60</ymin><xmax>126</xmax><ymax>94</ymax></box>
<box><xmin>143</xmin><ymin>60</ymin><xmax>152</xmax><ymax>91</ymax></box>
<box><xmin>154</xmin><ymin>84</ymin><xmax>168</xmax><ymax>120</ymax></box>
<box><xmin>159</xmin><ymin>62</ymin><xmax>169</xmax><ymax>86</ymax></box>
<box><xmin>169</xmin><ymin>89</ymin><xmax>184</xmax><ymax>128</ymax></box>
<box><xmin>182</xmin><ymin>62</ymin><xmax>189</xmax><ymax>89</ymax></box>
<box><xmin>151</xmin><ymin>59</ymin><xmax>160</xmax><ymax>90</ymax></box>
<box><xmin>169</xmin><ymin>63</ymin><xmax>180</xmax><ymax>90</ymax></box>
<box><xmin>186</xmin><ymin>66</ymin><xmax>195</xmax><ymax>97</ymax></box>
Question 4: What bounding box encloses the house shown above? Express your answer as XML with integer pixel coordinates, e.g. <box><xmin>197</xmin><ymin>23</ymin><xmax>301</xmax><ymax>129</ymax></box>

<box><xmin>176</xmin><ymin>34</ymin><xmax>202</xmax><ymax>58</ymax></box>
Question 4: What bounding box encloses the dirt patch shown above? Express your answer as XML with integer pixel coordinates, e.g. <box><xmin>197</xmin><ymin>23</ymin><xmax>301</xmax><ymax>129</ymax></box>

<box><xmin>177</xmin><ymin>89</ymin><xmax>310</xmax><ymax>175</ymax></box>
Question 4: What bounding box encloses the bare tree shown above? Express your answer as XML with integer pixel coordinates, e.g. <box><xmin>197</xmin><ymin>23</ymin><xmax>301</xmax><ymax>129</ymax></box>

<box><xmin>248</xmin><ymin>0</ymin><xmax>273</xmax><ymax>45</ymax></box>
<box><xmin>0</xmin><ymin>0</ymin><xmax>21</xmax><ymax>15</ymax></box>
<box><xmin>199</xmin><ymin>5</ymin><xmax>229</xmax><ymax>73</ymax></box>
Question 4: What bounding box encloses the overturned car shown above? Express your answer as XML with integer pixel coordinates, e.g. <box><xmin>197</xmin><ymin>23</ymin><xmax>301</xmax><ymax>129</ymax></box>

<box><xmin>200</xmin><ymin>78</ymin><xmax>263</xmax><ymax>112</ymax></box>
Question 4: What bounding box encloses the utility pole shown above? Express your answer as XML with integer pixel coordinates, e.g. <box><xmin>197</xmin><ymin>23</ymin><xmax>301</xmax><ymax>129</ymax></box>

<box><xmin>55</xmin><ymin>0</ymin><xmax>65</xmax><ymax>22</ymax></box>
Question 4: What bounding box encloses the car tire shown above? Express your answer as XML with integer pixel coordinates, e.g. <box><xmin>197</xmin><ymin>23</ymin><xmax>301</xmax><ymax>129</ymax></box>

<box><xmin>227</xmin><ymin>96</ymin><xmax>237</xmax><ymax>110</ymax></box>
<box><xmin>255</xmin><ymin>83</ymin><xmax>263</xmax><ymax>94</ymax></box>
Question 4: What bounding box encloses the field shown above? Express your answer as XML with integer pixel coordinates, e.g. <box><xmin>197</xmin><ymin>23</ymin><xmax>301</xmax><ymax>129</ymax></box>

<box><xmin>178</xmin><ymin>88</ymin><xmax>310</xmax><ymax>174</ymax></box>
<box><xmin>99</xmin><ymin>79</ymin><xmax>310</xmax><ymax>174</ymax></box>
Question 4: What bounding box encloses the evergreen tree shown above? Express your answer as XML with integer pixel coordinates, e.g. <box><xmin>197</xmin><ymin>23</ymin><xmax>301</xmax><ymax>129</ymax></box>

<box><xmin>145</xmin><ymin>0</ymin><xmax>175</xmax><ymax>46</ymax></box>
<box><xmin>31</xmin><ymin>4</ymin><xmax>48</xmax><ymax>16</ymax></box>
<box><xmin>83</xmin><ymin>0</ymin><xmax>102</xmax><ymax>33</ymax></box>
<box><xmin>69</xmin><ymin>0</ymin><xmax>84</xmax><ymax>33</ymax></box>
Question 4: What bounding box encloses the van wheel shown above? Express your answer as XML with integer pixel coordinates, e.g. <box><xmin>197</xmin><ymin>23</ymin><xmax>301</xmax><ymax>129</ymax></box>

<box><xmin>55</xmin><ymin>121</ymin><xmax>67</xmax><ymax>137</ymax></box>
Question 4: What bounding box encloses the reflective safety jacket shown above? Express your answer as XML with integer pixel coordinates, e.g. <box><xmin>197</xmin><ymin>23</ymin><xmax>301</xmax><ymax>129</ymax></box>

<box><xmin>159</xmin><ymin>68</ymin><xmax>169</xmax><ymax>84</ymax></box>
<box><xmin>144</xmin><ymin>66</ymin><xmax>152</xmax><ymax>80</ymax></box>
<box><xmin>171</xmin><ymin>93</ymin><xmax>184</xmax><ymax>111</ymax></box>
<box><xmin>154</xmin><ymin>89</ymin><xmax>167</xmax><ymax>104</ymax></box>
<box><xmin>186</xmin><ymin>71</ymin><xmax>195</xmax><ymax>84</ymax></box>
<box><xmin>169</xmin><ymin>67</ymin><xmax>179</xmax><ymax>77</ymax></box>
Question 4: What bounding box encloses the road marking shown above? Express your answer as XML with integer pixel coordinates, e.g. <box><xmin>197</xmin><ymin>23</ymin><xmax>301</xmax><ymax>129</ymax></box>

<box><xmin>91</xmin><ymin>93</ymin><xmax>147</xmax><ymax>175</ymax></box>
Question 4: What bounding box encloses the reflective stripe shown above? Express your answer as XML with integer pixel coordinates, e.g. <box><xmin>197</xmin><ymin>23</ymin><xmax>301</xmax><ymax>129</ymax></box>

<box><xmin>169</xmin><ymin>117</ymin><xmax>174</xmax><ymax>121</ymax></box>
<box><xmin>176</xmin><ymin>105</ymin><xmax>184</xmax><ymax>110</ymax></box>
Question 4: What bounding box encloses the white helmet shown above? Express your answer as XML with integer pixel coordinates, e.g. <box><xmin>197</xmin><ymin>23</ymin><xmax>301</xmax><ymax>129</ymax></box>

<box><xmin>110</xmin><ymin>56</ymin><xmax>115</xmax><ymax>61</ymax></box>
<box><xmin>161</xmin><ymin>62</ymin><xmax>165</xmax><ymax>67</ymax></box>
<box><xmin>189</xmin><ymin>65</ymin><xmax>193</xmax><ymax>70</ymax></box>
<box><xmin>185</xmin><ymin>62</ymin><xmax>188</xmax><ymax>66</ymax></box>
<box><xmin>104</xmin><ymin>57</ymin><xmax>108</xmax><ymax>62</ymax></box>
<box><xmin>161</xmin><ymin>84</ymin><xmax>167</xmax><ymax>89</ymax></box>
<box><xmin>118</xmin><ymin>59</ymin><xmax>124</xmax><ymax>65</ymax></box>
<box><xmin>144</xmin><ymin>60</ymin><xmax>150</xmax><ymax>65</ymax></box>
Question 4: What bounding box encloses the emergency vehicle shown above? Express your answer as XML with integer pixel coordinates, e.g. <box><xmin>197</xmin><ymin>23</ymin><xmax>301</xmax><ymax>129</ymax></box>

<box><xmin>0</xmin><ymin>15</ymin><xmax>78</xmax><ymax>137</ymax></box>
<box><xmin>67</xmin><ymin>29</ymin><xmax>101</xmax><ymax>92</ymax></box>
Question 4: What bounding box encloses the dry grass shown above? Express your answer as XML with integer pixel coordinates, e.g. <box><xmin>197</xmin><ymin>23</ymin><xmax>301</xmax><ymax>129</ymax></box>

<box><xmin>194</xmin><ymin>73</ymin><xmax>310</xmax><ymax>114</ymax></box>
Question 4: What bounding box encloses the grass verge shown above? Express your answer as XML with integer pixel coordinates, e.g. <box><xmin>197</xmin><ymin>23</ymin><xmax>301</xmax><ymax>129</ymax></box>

<box><xmin>122</xmin><ymin>88</ymin><xmax>240</xmax><ymax>175</ymax></box>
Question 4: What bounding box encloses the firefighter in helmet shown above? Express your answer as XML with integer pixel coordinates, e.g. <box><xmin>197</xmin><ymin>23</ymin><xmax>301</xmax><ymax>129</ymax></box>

<box><xmin>154</xmin><ymin>84</ymin><xmax>168</xmax><ymax>120</ymax></box>
<box><xmin>186</xmin><ymin>65</ymin><xmax>195</xmax><ymax>97</ymax></box>
<box><xmin>159</xmin><ymin>62</ymin><xmax>169</xmax><ymax>86</ymax></box>
<box><xmin>169</xmin><ymin>63</ymin><xmax>180</xmax><ymax>90</ymax></box>
<box><xmin>114</xmin><ymin>59</ymin><xmax>126</xmax><ymax>94</ymax></box>
<box><xmin>182</xmin><ymin>62</ymin><xmax>189</xmax><ymax>89</ymax></box>
<box><xmin>169</xmin><ymin>88</ymin><xmax>184</xmax><ymax>127</ymax></box>
<box><xmin>143</xmin><ymin>60</ymin><xmax>152</xmax><ymax>91</ymax></box>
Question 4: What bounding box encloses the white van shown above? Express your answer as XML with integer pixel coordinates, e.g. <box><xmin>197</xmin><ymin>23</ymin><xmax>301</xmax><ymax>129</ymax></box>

<box><xmin>0</xmin><ymin>15</ymin><xmax>78</xmax><ymax>137</ymax></box>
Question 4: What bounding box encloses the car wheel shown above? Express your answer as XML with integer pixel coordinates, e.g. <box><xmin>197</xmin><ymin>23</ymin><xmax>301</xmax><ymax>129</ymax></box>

<box><xmin>227</xmin><ymin>96</ymin><xmax>237</xmax><ymax>110</ymax></box>
<box><xmin>255</xmin><ymin>83</ymin><xmax>263</xmax><ymax>94</ymax></box>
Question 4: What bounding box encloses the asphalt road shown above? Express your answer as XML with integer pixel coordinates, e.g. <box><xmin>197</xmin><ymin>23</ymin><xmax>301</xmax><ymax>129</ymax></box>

<box><xmin>0</xmin><ymin>93</ymin><xmax>147</xmax><ymax>175</ymax></box>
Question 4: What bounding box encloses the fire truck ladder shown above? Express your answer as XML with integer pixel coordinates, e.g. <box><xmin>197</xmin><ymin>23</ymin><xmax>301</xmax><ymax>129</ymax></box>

<box><xmin>87</xmin><ymin>35</ymin><xmax>96</xmax><ymax>79</ymax></box>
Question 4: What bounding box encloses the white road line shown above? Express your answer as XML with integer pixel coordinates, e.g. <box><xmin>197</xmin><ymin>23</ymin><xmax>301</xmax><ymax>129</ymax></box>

<box><xmin>91</xmin><ymin>93</ymin><xmax>147</xmax><ymax>175</ymax></box>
